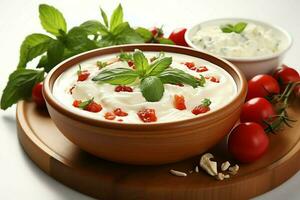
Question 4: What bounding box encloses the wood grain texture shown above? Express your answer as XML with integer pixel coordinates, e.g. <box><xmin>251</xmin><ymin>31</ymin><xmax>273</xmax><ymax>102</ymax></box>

<box><xmin>17</xmin><ymin>99</ymin><xmax>300</xmax><ymax>200</ymax></box>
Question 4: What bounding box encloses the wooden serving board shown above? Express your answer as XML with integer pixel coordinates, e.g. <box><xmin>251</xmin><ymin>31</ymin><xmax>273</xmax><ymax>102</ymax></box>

<box><xmin>17</xmin><ymin>99</ymin><xmax>300</xmax><ymax>200</ymax></box>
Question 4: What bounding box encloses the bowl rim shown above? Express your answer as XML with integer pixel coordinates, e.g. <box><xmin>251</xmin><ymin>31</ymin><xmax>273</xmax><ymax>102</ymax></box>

<box><xmin>185</xmin><ymin>17</ymin><xmax>293</xmax><ymax>62</ymax></box>
<box><xmin>43</xmin><ymin>44</ymin><xmax>247</xmax><ymax>130</ymax></box>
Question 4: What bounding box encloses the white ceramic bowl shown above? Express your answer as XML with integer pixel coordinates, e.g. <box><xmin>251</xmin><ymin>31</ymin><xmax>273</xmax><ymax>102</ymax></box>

<box><xmin>185</xmin><ymin>18</ymin><xmax>293</xmax><ymax>79</ymax></box>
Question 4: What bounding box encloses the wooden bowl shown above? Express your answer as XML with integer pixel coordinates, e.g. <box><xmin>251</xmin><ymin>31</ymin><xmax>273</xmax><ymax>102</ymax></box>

<box><xmin>43</xmin><ymin>44</ymin><xmax>247</xmax><ymax>165</ymax></box>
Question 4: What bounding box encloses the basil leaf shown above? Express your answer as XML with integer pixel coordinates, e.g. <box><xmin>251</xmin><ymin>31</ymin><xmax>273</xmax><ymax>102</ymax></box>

<box><xmin>234</xmin><ymin>22</ymin><xmax>247</xmax><ymax>33</ymax></box>
<box><xmin>140</xmin><ymin>76</ymin><xmax>164</xmax><ymax>102</ymax></box>
<box><xmin>118</xmin><ymin>52</ymin><xmax>133</xmax><ymax>61</ymax></box>
<box><xmin>37</xmin><ymin>55</ymin><xmax>48</xmax><ymax>69</ymax></box>
<box><xmin>65</xmin><ymin>27</ymin><xmax>98</xmax><ymax>52</ymax></box>
<box><xmin>1</xmin><ymin>69</ymin><xmax>44</xmax><ymax>110</ymax></box>
<box><xmin>201</xmin><ymin>98</ymin><xmax>211</xmax><ymax>107</ymax></box>
<box><xmin>133</xmin><ymin>49</ymin><xmax>149</xmax><ymax>76</ymax></box>
<box><xmin>198</xmin><ymin>74</ymin><xmax>206</xmax><ymax>87</ymax></box>
<box><xmin>39</xmin><ymin>4</ymin><xmax>67</xmax><ymax>36</ymax></box>
<box><xmin>113</xmin><ymin>23</ymin><xmax>144</xmax><ymax>44</ymax></box>
<box><xmin>80</xmin><ymin>20</ymin><xmax>108</xmax><ymax>36</ymax></box>
<box><xmin>45</xmin><ymin>40</ymin><xmax>64</xmax><ymax>72</ymax></box>
<box><xmin>157</xmin><ymin>37</ymin><xmax>175</xmax><ymax>45</ymax></box>
<box><xmin>146</xmin><ymin>57</ymin><xmax>172</xmax><ymax>76</ymax></box>
<box><xmin>220</xmin><ymin>25</ymin><xmax>233</xmax><ymax>33</ymax></box>
<box><xmin>97</xmin><ymin>34</ymin><xmax>116</xmax><ymax>47</ymax></box>
<box><xmin>92</xmin><ymin>68</ymin><xmax>138</xmax><ymax>85</ymax></box>
<box><xmin>17</xmin><ymin>33</ymin><xmax>54</xmax><ymax>69</ymax></box>
<box><xmin>158</xmin><ymin>68</ymin><xmax>199</xmax><ymax>88</ymax></box>
<box><xmin>135</xmin><ymin>27</ymin><xmax>153</xmax><ymax>42</ymax></box>
<box><xmin>79</xmin><ymin>98</ymin><xmax>93</xmax><ymax>109</ymax></box>
<box><xmin>110</xmin><ymin>4</ymin><xmax>123</xmax><ymax>31</ymax></box>
<box><xmin>96</xmin><ymin>61</ymin><xmax>108</xmax><ymax>69</ymax></box>
<box><xmin>100</xmin><ymin>8</ymin><xmax>109</xmax><ymax>27</ymax></box>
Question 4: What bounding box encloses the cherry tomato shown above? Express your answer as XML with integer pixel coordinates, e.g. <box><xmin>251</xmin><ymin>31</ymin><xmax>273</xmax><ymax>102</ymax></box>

<box><xmin>240</xmin><ymin>97</ymin><xmax>276</xmax><ymax>128</ymax></box>
<box><xmin>247</xmin><ymin>74</ymin><xmax>280</xmax><ymax>100</ymax></box>
<box><xmin>273</xmin><ymin>65</ymin><xmax>300</xmax><ymax>85</ymax></box>
<box><xmin>168</xmin><ymin>28</ymin><xmax>188</xmax><ymax>46</ymax></box>
<box><xmin>228</xmin><ymin>122</ymin><xmax>269</xmax><ymax>163</ymax></box>
<box><xmin>149</xmin><ymin>27</ymin><xmax>163</xmax><ymax>38</ymax></box>
<box><xmin>32</xmin><ymin>82</ymin><xmax>46</xmax><ymax>107</ymax></box>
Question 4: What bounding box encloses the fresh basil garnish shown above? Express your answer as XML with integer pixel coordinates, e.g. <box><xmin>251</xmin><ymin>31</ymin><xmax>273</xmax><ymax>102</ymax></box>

<box><xmin>158</xmin><ymin>68</ymin><xmax>201</xmax><ymax>88</ymax></box>
<box><xmin>0</xmin><ymin>69</ymin><xmax>44</xmax><ymax>110</ymax></box>
<box><xmin>93</xmin><ymin>50</ymin><xmax>206</xmax><ymax>102</ymax></box>
<box><xmin>140</xmin><ymin>76</ymin><xmax>164</xmax><ymax>102</ymax></box>
<box><xmin>220</xmin><ymin>22</ymin><xmax>247</xmax><ymax>34</ymax></box>
<box><xmin>92</xmin><ymin>68</ymin><xmax>139</xmax><ymax>85</ymax></box>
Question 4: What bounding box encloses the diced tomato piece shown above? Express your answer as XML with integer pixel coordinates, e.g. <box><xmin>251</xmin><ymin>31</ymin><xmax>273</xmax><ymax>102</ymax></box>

<box><xmin>196</xmin><ymin>66</ymin><xmax>208</xmax><ymax>73</ymax></box>
<box><xmin>85</xmin><ymin>101</ymin><xmax>102</xmax><ymax>113</ymax></box>
<box><xmin>183</xmin><ymin>62</ymin><xmax>195</xmax><ymax>69</ymax></box>
<box><xmin>173</xmin><ymin>95</ymin><xmax>186</xmax><ymax>110</ymax></box>
<box><xmin>104</xmin><ymin>112</ymin><xmax>116</xmax><ymax>120</ymax></box>
<box><xmin>113</xmin><ymin>108</ymin><xmax>128</xmax><ymax>116</ymax></box>
<box><xmin>205</xmin><ymin>76</ymin><xmax>220</xmax><ymax>83</ymax></box>
<box><xmin>115</xmin><ymin>85</ymin><xmax>133</xmax><ymax>92</ymax></box>
<box><xmin>73</xmin><ymin>100</ymin><xmax>82</xmax><ymax>108</ymax></box>
<box><xmin>137</xmin><ymin>108</ymin><xmax>157</xmax><ymax>122</ymax></box>
<box><xmin>77</xmin><ymin>70</ymin><xmax>90</xmax><ymax>81</ymax></box>
<box><xmin>210</xmin><ymin>76</ymin><xmax>219</xmax><ymax>83</ymax></box>
<box><xmin>117</xmin><ymin>119</ymin><xmax>123</xmax><ymax>122</ymax></box>
<box><xmin>192</xmin><ymin>105</ymin><xmax>210</xmax><ymax>115</ymax></box>
<box><xmin>127</xmin><ymin>60</ymin><xmax>134</xmax><ymax>67</ymax></box>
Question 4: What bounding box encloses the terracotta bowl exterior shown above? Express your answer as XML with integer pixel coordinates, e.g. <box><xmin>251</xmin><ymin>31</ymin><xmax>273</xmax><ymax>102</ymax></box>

<box><xmin>43</xmin><ymin>44</ymin><xmax>247</xmax><ymax>165</ymax></box>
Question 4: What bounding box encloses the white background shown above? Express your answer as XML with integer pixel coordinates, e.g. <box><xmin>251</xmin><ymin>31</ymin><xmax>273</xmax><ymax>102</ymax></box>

<box><xmin>1</xmin><ymin>0</ymin><xmax>300</xmax><ymax>199</ymax></box>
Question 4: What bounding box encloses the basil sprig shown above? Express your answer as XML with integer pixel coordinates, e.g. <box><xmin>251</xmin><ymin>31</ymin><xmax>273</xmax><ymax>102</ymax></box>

<box><xmin>92</xmin><ymin>50</ymin><xmax>206</xmax><ymax>102</ymax></box>
<box><xmin>0</xmin><ymin>3</ymin><xmax>185</xmax><ymax>110</ymax></box>
<box><xmin>220</xmin><ymin>22</ymin><xmax>247</xmax><ymax>34</ymax></box>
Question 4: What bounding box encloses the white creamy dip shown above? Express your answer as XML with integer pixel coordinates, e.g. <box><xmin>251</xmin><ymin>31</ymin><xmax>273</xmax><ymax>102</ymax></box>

<box><xmin>53</xmin><ymin>52</ymin><xmax>237</xmax><ymax>123</ymax></box>
<box><xmin>191</xmin><ymin>22</ymin><xmax>282</xmax><ymax>58</ymax></box>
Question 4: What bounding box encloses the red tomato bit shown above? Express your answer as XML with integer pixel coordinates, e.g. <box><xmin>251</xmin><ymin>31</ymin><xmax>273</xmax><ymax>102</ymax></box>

<box><xmin>127</xmin><ymin>60</ymin><xmax>135</xmax><ymax>69</ymax></box>
<box><xmin>137</xmin><ymin>108</ymin><xmax>157</xmax><ymax>122</ymax></box>
<box><xmin>104</xmin><ymin>112</ymin><xmax>116</xmax><ymax>120</ymax></box>
<box><xmin>192</xmin><ymin>98</ymin><xmax>211</xmax><ymax>115</ymax></box>
<box><xmin>196</xmin><ymin>66</ymin><xmax>208</xmax><ymax>73</ymax></box>
<box><xmin>113</xmin><ymin>108</ymin><xmax>128</xmax><ymax>116</ymax></box>
<box><xmin>182</xmin><ymin>62</ymin><xmax>195</xmax><ymax>69</ymax></box>
<box><xmin>205</xmin><ymin>76</ymin><xmax>220</xmax><ymax>83</ymax></box>
<box><xmin>77</xmin><ymin>70</ymin><xmax>90</xmax><ymax>81</ymax></box>
<box><xmin>174</xmin><ymin>95</ymin><xmax>186</xmax><ymax>110</ymax></box>
<box><xmin>72</xmin><ymin>100</ymin><xmax>82</xmax><ymax>108</ymax></box>
<box><xmin>115</xmin><ymin>85</ymin><xmax>133</xmax><ymax>92</ymax></box>
<box><xmin>86</xmin><ymin>101</ymin><xmax>102</xmax><ymax>113</ymax></box>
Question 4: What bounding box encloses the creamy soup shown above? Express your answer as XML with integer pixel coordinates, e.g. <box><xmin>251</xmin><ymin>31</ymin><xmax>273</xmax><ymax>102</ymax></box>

<box><xmin>53</xmin><ymin>50</ymin><xmax>237</xmax><ymax>123</ymax></box>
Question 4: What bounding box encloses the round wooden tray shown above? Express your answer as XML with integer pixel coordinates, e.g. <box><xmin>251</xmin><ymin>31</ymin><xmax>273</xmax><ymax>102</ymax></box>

<box><xmin>17</xmin><ymin>99</ymin><xmax>300</xmax><ymax>200</ymax></box>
